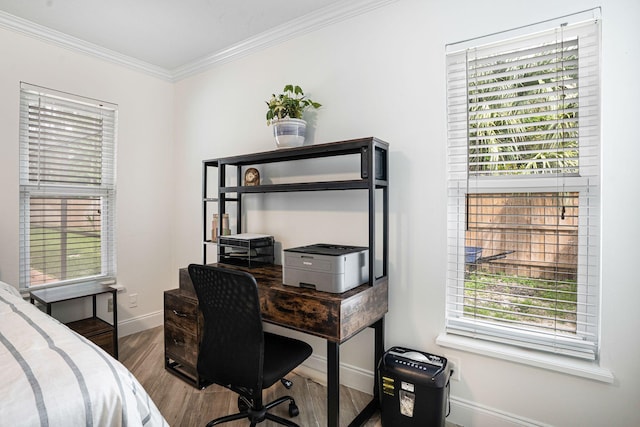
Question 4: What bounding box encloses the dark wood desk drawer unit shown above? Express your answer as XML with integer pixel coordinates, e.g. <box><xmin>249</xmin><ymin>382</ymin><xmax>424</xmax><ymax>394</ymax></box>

<box><xmin>164</xmin><ymin>289</ymin><xmax>206</xmax><ymax>388</ymax></box>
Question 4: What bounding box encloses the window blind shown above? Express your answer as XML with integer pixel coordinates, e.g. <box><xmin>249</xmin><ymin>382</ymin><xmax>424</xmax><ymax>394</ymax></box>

<box><xmin>468</xmin><ymin>38</ymin><xmax>580</xmax><ymax>175</ymax></box>
<box><xmin>19</xmin><ymin>83</ymin><xmax>117</xmax><ymax>289</ymax></box>
<box><xmin>446</xmin><ymin>10</ymin><xmax>601</xmax><ymax>360</ymax></box>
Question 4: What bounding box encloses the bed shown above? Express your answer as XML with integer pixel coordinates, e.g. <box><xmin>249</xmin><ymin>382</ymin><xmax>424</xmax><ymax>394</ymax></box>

<box><xmin>0</xmin><ymin>281</ymin><xmax>167</xmax><ymax>426</ymax></box>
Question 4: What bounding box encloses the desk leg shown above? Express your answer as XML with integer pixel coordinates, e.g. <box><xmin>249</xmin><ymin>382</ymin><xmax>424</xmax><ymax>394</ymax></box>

<box><xmin>347</xmin><ymin>318</ymin><xmax>385</xmax><ymax>426</ymax></box>
<box><xmin>329</xmin><ymin>318</ymin><xmax>386</xmax><ymax>427</ymax></box>
<box><xmin>327</xmin><ymin>341</ymin><xmax>340</xmax><ymax>427</ymax></box>
<box><xmin>373</xmin><ymin>317</ymin><xmax>384</xmax><ymax>400</ymax></box>
<box><xmin>112</xmin><ymin>290</ymin><xmax>119</xmax><ymax>359</ymax></box>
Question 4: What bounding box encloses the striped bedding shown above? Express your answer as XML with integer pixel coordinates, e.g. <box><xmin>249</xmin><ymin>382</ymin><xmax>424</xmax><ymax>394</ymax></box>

<box><xmin>0</xmin><ymin>281</ymin><xmax>168</xmax><ymax>427</ymax></box>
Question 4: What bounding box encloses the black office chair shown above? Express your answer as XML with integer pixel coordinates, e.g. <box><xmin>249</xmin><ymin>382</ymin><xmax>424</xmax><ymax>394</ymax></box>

<box><xmin>188</xmin><ymin>264</ymin><xmax>313</xmax><ymax>427</ymax></box>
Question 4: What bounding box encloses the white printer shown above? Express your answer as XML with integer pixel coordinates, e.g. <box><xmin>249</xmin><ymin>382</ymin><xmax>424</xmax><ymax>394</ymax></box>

<box><xmin>282</xmin><ymin>243</ymin><xmax>369</xmax><ymax>293</ymax></box>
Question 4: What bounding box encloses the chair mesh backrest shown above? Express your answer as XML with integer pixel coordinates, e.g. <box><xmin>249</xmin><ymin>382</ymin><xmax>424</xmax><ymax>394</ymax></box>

<box><xmin>188</xmin><ymin>264</ymin><xmax>264</xmax><ymax>390</ymax></box>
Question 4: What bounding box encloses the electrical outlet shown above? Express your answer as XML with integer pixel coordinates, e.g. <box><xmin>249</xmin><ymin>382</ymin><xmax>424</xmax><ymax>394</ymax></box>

<box><xmin>129</xmin><ymin>293</ymin><xmax>138</xmax><ymax>308</ymax></box>
<box><xmin>448</xmin><ymin>356</ymin><xmax>461</xmax><ymax>381</ymax></box>
<box><xmin>107</xmin><ymin>298</ymin><xmax>113</xmax><ymax>313</ymax></box>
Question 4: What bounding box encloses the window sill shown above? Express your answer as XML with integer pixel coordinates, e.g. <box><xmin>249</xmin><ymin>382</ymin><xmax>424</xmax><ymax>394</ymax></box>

<box><xmin>436</xmin><ymin>333</ymin><xmax>614</xmax><ymax>384</ymax></box>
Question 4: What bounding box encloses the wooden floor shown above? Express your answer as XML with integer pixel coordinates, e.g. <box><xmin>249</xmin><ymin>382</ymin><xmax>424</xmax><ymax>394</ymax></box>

<box><xmin>119</xmin><ymin>326</ymin><xmax>382</xmax><ymax>427</ymax></box>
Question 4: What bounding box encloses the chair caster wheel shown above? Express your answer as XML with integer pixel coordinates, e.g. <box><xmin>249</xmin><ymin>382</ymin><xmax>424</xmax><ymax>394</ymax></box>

<box><xmin>281</xmin><ymin>378</ymin><xmax>293</xmax><ymax>389</ymax></box>
<box><xmin>289</xmin><ymin>402</ymin><xmax>299</xmax><ymax>417</ymax></box>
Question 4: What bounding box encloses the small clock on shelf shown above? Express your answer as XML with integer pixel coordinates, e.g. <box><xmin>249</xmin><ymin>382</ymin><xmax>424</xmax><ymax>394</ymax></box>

<box><xmin>244</xmin><ymin>168</ymin><xmax>260</xmax><ymax>186</ymax></box>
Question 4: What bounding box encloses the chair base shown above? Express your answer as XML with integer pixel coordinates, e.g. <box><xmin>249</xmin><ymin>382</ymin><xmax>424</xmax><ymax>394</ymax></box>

<box><xmin>206</xmin><ymin>395</ymin><xmax>300</xmax><ymax>427</ymax></box>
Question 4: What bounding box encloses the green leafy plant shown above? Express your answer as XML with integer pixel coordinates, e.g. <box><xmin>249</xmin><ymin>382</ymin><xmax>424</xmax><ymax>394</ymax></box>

<box><xmin>265</xmin><ymin>84</ymin><xmax>321</xmax><ymax>125</ymax></box>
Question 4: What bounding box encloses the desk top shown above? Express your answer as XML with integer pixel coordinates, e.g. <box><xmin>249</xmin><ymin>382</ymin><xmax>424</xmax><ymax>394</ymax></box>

<box><xmin>178</xmin><ymin>264</ymin><xmax>388</xmax><ymax>343</ymax></box>
<box><xmin>30</xmin><ymin>282</ymin><xmax>115</xmax><ymax>305</ymax></box>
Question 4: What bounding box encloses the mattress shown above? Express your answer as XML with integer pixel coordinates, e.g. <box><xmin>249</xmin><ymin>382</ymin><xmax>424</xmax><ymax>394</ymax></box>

<box><xmin>0</xmin><ymin>281</ymin><xmax>167</xmax><ymax>426</ymax></box>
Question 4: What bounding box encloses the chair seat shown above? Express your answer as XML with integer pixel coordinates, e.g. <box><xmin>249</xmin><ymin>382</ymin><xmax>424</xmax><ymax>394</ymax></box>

<box><xmin>262</xmin><ymin>332</ymin><xmax>313</xmax><ymax>389</ymax></box>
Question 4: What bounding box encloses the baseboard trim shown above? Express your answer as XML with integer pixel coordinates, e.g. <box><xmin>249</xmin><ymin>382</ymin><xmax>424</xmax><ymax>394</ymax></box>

<box><xmin>295</xmin><ymin>354</ymin><xmax>376</xmax><ymax>395</ymax></box>
<box><xmin>449</xmin><ymin>396</ymin><xmax>552</xmax><ymax>427</ymax></box>
<box><xmin>118</xmin><ymin>310</ymin><xmax>164</xmax><ymax>337</ymax></box>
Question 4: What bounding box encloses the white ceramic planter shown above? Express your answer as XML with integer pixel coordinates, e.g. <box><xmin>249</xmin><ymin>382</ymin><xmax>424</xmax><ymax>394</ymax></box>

<box><xmin>272</xmin><ymin>118</ymin><xmax>306</xmax><ymax>148</ymax></box>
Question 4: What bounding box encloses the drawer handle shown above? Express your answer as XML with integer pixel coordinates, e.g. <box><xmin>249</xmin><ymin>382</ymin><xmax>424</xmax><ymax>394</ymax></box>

<box><xmin>173</xmin><ymin>339</ymin><xmax>185</xmax><ymax>347</ymax></box>
<box><xmin>172</xmin><ymin>310</ymin><xmax>188</xmax><ymax>318</ymax></box>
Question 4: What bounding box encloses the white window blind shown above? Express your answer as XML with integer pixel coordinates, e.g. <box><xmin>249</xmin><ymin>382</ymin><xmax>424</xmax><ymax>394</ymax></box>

<box><xmin>446</xmin><ymin>10</ymin><xmax>601</xmax><ymax>360</ymax></box>
<box><xmin>19</xmin><ymin>83</ymin><xmax>117</xmax><ymax>289</ymax></box>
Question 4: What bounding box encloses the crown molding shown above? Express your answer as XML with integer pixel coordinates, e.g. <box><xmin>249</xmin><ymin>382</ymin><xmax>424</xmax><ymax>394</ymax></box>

<box><xmin>171</xmin><ymin>0</ymin><xmax>398</xmax><ymax>81</ymax></box>
<box><xmin>0</xmin><ymin>0</ymin><xmax>398</xmax><ymax>83</ymax></box>
<box><xmin>0</xmin><ymin>10</ymin><xmax>173</xmax><ymax>81</ymax></box>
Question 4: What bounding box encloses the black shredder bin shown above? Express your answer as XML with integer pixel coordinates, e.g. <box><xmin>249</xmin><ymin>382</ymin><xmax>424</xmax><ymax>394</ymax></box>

<box><xmin>378</xmin><ymin>346</ymin><xmax>450</xmax><ymax>427</ymax></box>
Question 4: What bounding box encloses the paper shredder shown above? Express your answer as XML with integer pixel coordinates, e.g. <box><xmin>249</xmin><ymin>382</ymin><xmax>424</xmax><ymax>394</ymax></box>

<box><xmin>378</xmin><ymin>346</ymin><xmax>450</xmax><ymax>427</ymax></box>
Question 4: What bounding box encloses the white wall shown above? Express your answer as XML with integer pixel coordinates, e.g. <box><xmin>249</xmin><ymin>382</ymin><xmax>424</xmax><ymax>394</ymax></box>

<box><xmin>173</xmin><ymin>0</ymin><xmax>640</xmax><ymax>426</ymax></box>
<box><xmin>0</xmin><ymin>26</ymin><xmax>175</xmax><ymax>332</ymax></box>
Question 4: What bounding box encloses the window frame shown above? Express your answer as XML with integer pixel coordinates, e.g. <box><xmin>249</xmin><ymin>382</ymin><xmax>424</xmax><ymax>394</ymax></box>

<box><xmin>19</xmin><ymin>83</ymin><xmax>118</xmax><ymax>290</ymax></box>
<box><xmin>445</xmin><ymin>10</ymin><xmax>601</xmax><ymax>360</ymax></box>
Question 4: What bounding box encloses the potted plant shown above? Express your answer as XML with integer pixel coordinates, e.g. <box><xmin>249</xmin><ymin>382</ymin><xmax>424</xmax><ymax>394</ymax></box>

<box><xmin>266</xmin><ymin>84</ymin><xmax>321</xmax><ymax>148</ymax></box>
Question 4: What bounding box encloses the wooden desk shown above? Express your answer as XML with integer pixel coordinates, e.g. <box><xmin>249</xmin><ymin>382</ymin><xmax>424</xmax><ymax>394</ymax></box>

<box><xmin>169</xmin><ymin>264</ymin><xmax>387</xmax><ymax>427</ymax></box>
<box><xmin>30</xmin><ymin>282</ymin><xmax>119</xmax><ymax>359</ymax></box>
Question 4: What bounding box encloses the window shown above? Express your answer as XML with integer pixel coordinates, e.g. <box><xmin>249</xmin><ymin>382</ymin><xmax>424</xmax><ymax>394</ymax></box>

<box><xmin>445</xmin><ymin>10</ymin><xmax>601</xmax><ymax>359</ymax></box>
<box><xmin>19</xmin><ymin>83</ymin><xmax>117</xmax><ymax>289</ymax></box>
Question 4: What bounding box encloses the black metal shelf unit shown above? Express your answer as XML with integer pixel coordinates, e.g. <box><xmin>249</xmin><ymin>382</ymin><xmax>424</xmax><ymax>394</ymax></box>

<box><xmin>201</xmin><ymin>137</ymin><xmax>389</xmax><ymax>286</ymax></box>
